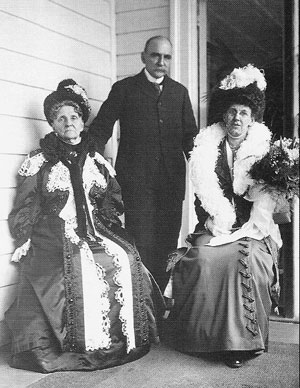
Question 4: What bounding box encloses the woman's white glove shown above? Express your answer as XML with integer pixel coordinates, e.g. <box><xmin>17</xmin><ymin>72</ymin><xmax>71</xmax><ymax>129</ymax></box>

<box><xmin>204</xmin><ymin>217</ymin><xmax>231</xmax><ymax>237</ymax></box>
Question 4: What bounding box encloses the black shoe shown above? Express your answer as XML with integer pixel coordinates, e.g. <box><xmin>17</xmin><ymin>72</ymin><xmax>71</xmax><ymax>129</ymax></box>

<box><xmin>225</xmin><ymin>359</ymin><xmax>243</xmax><ymax>368</ymax></box>
<box><xmin>224</xmin><ymin>352</ymin><xmax>244</xmax><ymax>368</ymax></box>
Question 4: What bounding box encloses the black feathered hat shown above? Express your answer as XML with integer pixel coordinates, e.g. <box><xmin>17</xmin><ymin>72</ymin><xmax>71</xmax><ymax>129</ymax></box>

<box><xmin>44</xmin><ymin>79</ymin><xmax>91</xmax><ymax>124</ymax></box>
<box><xmin>208</xmin><ymin>64</ymin><xmax>267</xmax><ymax>124</ymax></box>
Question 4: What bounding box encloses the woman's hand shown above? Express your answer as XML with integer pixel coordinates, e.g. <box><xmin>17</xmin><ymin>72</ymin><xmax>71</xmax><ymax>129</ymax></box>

<box><xmin>204</xmin><ymin>217</ymin><xmax>231</xmax><ymax>236</ymax></box>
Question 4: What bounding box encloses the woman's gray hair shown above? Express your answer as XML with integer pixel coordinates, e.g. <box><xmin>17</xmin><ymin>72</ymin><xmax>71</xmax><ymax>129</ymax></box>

<box><xmin>47</xmin><ymin>100</ymin><xmax>83</xmax><ymax>124</ymax></box>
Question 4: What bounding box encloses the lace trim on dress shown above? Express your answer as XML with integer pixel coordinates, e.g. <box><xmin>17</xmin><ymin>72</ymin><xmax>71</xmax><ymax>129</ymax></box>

<box><xmin>92</xmin><ymin>215</ymin><xmax>149</xmax><ymax>347</ymax></box>
<box><xmin>81</xmin><ymin>162</ymin><xmax>135</xmax><ymax>352</ymax></box>
<box><xmin>54</xmin><ymin>153</ymin><xmax>133</xmax><ymax>351</ymax></box>
<box><xmin>47</xmin><ymin>155</ymin><xmax>108</xmax><ymax>195</ymax></box>
<box><xmin>64</xmin><ymin>219</ymin><xmax>135</xmax><ymax>352</ymax></box>
<box><xmin>80</xmin><ymin>242</ymin><xmax>111</xmax><ymax>351</ymax></box>
<box><xmin>47</xmin><ymin>162</ymin><xmax>72</xmax><ymax>192</ymax></box>
<box><xmin>63</xmin><ymin>218</ymin><xmax>112</xmax><ymax>351</ymax></box>
<box><xmin>82</xmin><ymin>155</ymin><xmax>107</xmax><ymax>193</ymax></box>
<box><xmin>100</xmin><ymin>237</ymin><xmax>136</xmax><ymax>353</ymax></box>
<box><xmin>64</xmin><ymin>217</ymin><xmax>80</xmax><ymax>244</ymax></box>
<box><xmin>55</xmin><ymin>157</ymin><xmax>112</xmax><ymax>350</ymax></box>
<box><xmin>18</xmin><ymin>153</ymin><xmax>47</xmax><ymax>176</ymax></box>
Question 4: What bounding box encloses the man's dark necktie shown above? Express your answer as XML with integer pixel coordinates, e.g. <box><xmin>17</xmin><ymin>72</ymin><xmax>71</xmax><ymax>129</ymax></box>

<box><xmin>153</xmin><ymin>82</ymin><xmax>162</xmax><ymax>95</ymax></box>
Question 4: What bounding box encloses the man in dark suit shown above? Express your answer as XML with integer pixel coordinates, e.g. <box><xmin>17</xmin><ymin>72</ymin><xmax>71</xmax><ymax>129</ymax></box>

<box><xmin>89</xmin><ymin>36</ymin><xmax>198</xmax><ymax>290</ymax></box>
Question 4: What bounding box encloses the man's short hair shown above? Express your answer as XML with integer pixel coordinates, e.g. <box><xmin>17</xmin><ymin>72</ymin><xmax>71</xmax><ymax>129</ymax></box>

<box><xmin>143</xmin><ymin>36</ymin><xmax>172</xmax><ymax>52</ymax></box>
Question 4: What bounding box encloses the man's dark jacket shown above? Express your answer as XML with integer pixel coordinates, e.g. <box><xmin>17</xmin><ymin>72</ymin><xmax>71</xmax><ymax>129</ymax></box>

<box><xmin>89</xmin><ymin>70</ymin><xmax>198</xmax><ymax>201</ymax></box>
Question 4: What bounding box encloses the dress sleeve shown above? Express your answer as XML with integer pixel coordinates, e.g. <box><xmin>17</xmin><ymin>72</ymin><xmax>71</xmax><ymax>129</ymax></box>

<box><xmin>8</xmin><ymin>173</ymin><xmax>42</xmax><ymax>247</ymax></box>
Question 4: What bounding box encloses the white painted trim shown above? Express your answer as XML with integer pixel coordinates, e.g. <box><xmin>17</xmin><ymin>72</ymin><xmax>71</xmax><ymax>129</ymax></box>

<box><xmin>170</xmin><ymin>0</ymin><xmax>199</xmax><ymax>245</ymax></box>
<box><xmin>169</xmin><ymin>0</ymin><xmax>180</xmax><ymax>81</ymax></box>
<box><xmin>292</xmin><ymin>198</ymin><xmax>299</xmax><ymax>321</ymax></box>
<box><xmin>111</xmin><ymin>0</ymin><xmax>117</xmax><ymax>84</ymax></box>
<box><xmin>292</xmin><ymin>0</ymin><xmax>299</xmax><ymax>321</ymax></box>
<box><xmin>104</xmin><ymin>0</ymin><xmax>119</xmax><ymax>166</ymax></box>
<box><xmin>292</xmin><ymin>0</ymin><xmax>299</xmax><ymax>138</ymax></box>
<box><xmin>198</xmin><ymin>0</ymin><xmax>208</xmax><ymax>128</ymax></box>
<box><xmin>170</xmin><ymin>0</ymin><xmax>198</xmax><ymax>94</ymax></box>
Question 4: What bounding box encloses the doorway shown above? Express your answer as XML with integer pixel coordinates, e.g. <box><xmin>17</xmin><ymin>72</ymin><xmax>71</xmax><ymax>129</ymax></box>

<box><xmin>197</xmin><ymin>0</ymin><xmax>299</xmax><ymax>319</ymax></box>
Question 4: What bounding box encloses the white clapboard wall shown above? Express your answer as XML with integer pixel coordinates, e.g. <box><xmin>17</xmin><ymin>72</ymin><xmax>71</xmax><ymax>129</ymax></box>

<box><xmin>115</xmin><ymin>0</ymin><xmax>170</xmax><ymax>79</ymax></box>
<box><xmin>0</xmin><ymin>0</ymin><xmax>116</xmax><ymax>346</ymax></box>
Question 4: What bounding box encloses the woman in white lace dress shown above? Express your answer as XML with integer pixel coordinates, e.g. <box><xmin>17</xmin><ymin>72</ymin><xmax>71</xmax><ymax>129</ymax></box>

<box><xmin>5</xmin><ymin>79</ymin><xmax>162</xmax><ymax>373</ymax></box>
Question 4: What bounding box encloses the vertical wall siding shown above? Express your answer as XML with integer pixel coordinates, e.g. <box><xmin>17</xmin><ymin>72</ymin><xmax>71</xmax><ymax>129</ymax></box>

<box><xmin>0</xmin><ymin>0</ymin><xmax>116</xmax><ymax>346</ymax></box>
<box><xmin>115</xmin><ymin>0</ymin><xmax>170</xmax><ymax>79</ymax></box>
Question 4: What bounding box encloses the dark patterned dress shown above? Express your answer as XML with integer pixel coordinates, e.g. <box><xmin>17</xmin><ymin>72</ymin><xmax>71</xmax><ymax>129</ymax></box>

<box><xmin>5</xmin><ymin>133</ymin><xmax>162</xmax><ymax>373</ymax></box>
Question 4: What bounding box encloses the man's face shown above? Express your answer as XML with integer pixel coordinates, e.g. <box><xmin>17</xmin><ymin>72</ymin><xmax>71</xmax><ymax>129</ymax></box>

<box><xmin>141</xmin><ymin>38</ymin><xmax>172</xmax><ymax>79</ymax></box>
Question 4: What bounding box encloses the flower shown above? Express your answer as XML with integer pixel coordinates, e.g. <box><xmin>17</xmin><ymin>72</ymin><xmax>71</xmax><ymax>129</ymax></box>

<box><xmin>219</xmin><ymin>64</ymin><xmax>267</xmax><ymax>91</ymax></box>
<box><xmin>248</xmin><ymin>137</ymin><xmax>299</xmax><ymax>199</ymax></box>
<box><xmin>64</xmin><ymin>84</ymin><xmax>90</xmax><ymax>106</ymax></box>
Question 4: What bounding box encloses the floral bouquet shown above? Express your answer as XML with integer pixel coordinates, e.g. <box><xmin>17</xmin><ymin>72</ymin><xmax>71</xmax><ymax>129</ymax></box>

<box><xmin>248</xmin><ymin>137</ymin><xmax>299</xmax><ymax>223</ymax></box>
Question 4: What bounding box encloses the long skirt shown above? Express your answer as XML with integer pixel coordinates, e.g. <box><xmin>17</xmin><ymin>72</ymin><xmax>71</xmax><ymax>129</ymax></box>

<box><xmin>5</xmin><ymin>233</ymin><xmax>160</xmax><ymax>373</ymax></box>
<box><xmin>169</xmin><ymin>234</ymin><xmax>277</xmax><ymax>354</ymax></box>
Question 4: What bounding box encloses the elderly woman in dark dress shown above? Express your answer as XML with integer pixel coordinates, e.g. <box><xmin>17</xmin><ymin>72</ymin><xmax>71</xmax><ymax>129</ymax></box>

<box><xmin>5</xmin><ymin>79</ymin><xmax>162</xmax><ymax>373</ymax></box>
<box><xmin>165</xmin><ymin>65</ymin><xmax>281</xmax><ymax>368</ymax></box>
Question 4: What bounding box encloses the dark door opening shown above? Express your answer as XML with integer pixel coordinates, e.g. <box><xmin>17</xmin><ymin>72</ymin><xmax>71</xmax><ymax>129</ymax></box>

<box><xmin>200</xmin><ymin>0</ymin><xmax>297</xmax><ymax>319</ymax></box>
